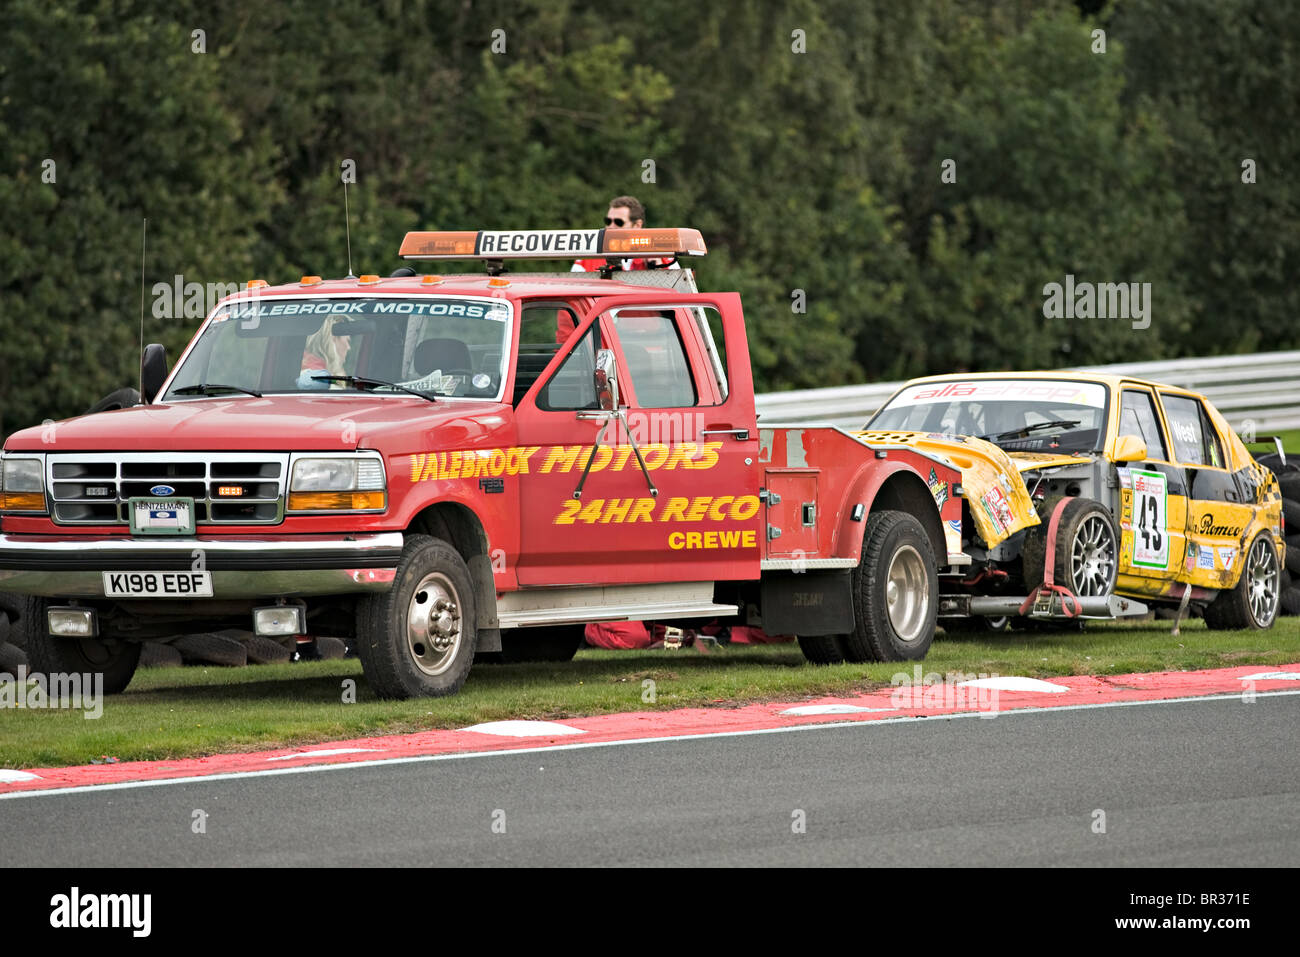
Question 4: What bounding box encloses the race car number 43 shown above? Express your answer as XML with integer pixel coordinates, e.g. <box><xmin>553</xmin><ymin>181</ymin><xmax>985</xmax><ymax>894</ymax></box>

<box><xmin>103</xmin><ymin>571</ymin><xmax>213</xmax><ymax>598</ymax></box>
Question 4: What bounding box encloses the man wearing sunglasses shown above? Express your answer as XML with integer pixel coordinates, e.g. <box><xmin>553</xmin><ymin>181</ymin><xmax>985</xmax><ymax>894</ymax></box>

<box><xmin>572</xmin><ymin>194</ymin><xmax>680</xmax><ymax>273</ymax></box>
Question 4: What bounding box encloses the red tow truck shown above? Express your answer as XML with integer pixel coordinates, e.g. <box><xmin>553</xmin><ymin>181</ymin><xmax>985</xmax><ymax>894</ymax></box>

<box><xmin>0</xmin><ymin>228</ymin><xmax>965</xmax><ymax>698</ymax></box>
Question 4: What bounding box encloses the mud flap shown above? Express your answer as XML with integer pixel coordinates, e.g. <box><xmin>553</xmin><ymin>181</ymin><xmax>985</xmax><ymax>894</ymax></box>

<box><xmin>760</xmin><ymin>569</ymin><xmax>854</xmax><ymax>636</ymax></box>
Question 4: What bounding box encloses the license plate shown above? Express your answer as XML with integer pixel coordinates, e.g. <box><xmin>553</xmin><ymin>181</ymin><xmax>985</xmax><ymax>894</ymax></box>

<box><xmin>103</xmin><ymin>571</ymin><xmax>213</xmax><ymax>598</ymax></box>
<box><xmin>129</xmin><ymin>497</ymin><xmax>195</xmax><ymax>535</ymax></box>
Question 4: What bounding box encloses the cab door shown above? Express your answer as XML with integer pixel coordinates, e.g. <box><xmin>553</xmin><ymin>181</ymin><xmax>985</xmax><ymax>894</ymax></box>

<box><xmin>1113</xmin><ymin>386</ymin><xmax>1189</xmax><ymax>599</ymax></box>
<box><xmin>1159</xmin><ymin>392</ymin><xmax>1256</xmax><ymax>590</ymax></box>
<box><xmin>513</xmin><ymin>293</ymin><xmax>760</xmax><ymax>586</ymax></box>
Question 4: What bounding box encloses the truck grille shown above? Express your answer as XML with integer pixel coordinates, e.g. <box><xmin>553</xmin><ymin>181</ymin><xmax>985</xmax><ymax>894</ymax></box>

<box><xmin>47</xmin><ymin>453</ymin><xmax>288</xmax><ymax>525</ymax></box>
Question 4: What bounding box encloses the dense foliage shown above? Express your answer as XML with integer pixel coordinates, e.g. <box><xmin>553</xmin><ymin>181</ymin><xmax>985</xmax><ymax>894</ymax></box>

<box><xmin>1</xmin><ymin>0</ymin><xmax>1295</xmax><ymax>434</ymax></box>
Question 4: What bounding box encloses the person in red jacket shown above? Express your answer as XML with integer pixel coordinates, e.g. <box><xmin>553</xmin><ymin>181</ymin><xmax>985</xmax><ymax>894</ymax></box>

<box><xmin>572</xmin><ymin>195</ymin><xmax>680</xmax><ymax>273</ymax></box>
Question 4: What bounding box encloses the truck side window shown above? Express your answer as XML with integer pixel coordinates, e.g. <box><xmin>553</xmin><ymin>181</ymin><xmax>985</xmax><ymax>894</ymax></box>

<box><xmin>684</xmin><ymin>306</ymin><xmax>728</xmax><ymax>403</ymax></box>
<box><xmin>517</xmin><ymin>304</ymin><xmax>581</xmax><ymax>407</ymax></box>
<box><xmin>612</xmin><ymin>311</ymin><xmax>697</xmax><ymax>408</ymax></box>
<box><xmin>1118</xmin><ymin>389</ymin><xmax>1168</xmax><ymax>461</ymax></box>
<box><xmin>535</xmin><ymin>320</ymin><xmax>600</xmax><ymax>411</ymax></box>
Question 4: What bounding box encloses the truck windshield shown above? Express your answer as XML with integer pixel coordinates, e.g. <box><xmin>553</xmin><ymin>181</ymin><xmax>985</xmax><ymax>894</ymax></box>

<box><xmin>165</xmin><ymin>296</ymin><xmax>512</xmax><ymax>401</ymax></box>
<box><xmin>868</xmin><ymin>378</ymin><xmax>1109</xmax><ymax>453</ymax></box>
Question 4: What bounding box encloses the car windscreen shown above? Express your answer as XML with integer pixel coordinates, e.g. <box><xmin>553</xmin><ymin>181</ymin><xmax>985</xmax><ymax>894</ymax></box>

<box><xmin>164</xmin><ymin>296</ymin><xmax>512</xmax><ymax>401</ymax></box>
<box><xmin>867</xmin><ymin>378</ymin><xmax>1109</xmax><ymax>453</ymax></box>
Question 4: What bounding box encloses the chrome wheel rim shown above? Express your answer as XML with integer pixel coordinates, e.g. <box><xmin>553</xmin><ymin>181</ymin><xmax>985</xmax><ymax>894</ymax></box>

<box><xmin>1071</xmin><ymin>515</ymin><xmax>1116</xmax><ymax>597</ymax></box>
<box><xmin>406</xmin><ymin>572</ymin><xmax>462</xmax><ymax>676</ymax></box>
<box><xmin>886</xmin><ymin>544</ymin><xmax>929</xmax><ymax>642</ymax></box>
<box><xmin>1247</xmin><ymin>537</ymin><xmax>1279</xmax><ymax>627</ymax></box>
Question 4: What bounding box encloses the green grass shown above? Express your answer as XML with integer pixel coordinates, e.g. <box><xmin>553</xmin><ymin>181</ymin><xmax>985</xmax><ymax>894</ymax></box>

<box><xmin>3</xmin><ymin>617</ymin><xmax>1299</xmax><ymax>769</ymax></box>
<box><xmin>1244</xmin><ymin>430</ymin><xmax>1300</xmax><ymax>454</ymax></box>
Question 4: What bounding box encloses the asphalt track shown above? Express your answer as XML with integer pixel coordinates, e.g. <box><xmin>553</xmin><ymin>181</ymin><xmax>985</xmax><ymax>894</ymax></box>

<box><xmin>3</xmin><ymin>692</ymin><xmax>1296</xmax><ymax>866</ymax></box>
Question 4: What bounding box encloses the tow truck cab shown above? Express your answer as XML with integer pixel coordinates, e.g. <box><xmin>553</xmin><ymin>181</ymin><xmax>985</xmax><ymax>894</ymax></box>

<box><xmin>0</xmin><ymin>227</ymin><xmax>963</xmax><ymax>698</ymax></box>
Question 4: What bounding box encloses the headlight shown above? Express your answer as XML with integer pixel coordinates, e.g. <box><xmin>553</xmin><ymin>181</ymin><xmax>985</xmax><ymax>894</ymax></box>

<box><xmin>1</xmin><ymin>456</ymin><xmax>47</xmax><ymax>513</ymax></box>
<box><xmin>288</xmin><ymin>454</ymin><xmax>386</xmax><ymax>512</ymax></box>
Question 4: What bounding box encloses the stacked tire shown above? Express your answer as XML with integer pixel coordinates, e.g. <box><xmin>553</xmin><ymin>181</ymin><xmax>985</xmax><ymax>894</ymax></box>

<box><xmin>0</xmin><ymin>594</ymin><xmax>27</xmax><ymax>677</ymax></box>
<box><xmin>1256</xmin><ymin>452</ymin><xmax>1300</xmax><ymax>617</ymax></box>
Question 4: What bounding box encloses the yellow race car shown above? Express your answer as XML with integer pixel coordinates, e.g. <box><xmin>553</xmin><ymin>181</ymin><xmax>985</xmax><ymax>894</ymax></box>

<box><xmin>860</xmin><ymin>372</ymin><xmax>1284</xmax><ymax>630</ymax></box>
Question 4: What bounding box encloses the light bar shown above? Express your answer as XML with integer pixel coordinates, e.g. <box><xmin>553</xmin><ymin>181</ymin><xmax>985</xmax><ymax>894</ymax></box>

<box><xmin>398</xmin><ymin>227</ymin><xmax>707</xmax><ymax>261</ymax></box>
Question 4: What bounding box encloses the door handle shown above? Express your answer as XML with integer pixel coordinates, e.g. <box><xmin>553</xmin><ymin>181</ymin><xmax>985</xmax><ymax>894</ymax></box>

<box><xmin>701</xmin><ymin>428</ymin><xmax>750</xmax><ymax>441</ymax></box>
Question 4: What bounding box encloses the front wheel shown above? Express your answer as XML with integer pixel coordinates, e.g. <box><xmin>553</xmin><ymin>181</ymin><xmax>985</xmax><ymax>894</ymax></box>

<box><xmin>841</xmin><ymin>511</ymin><xmax>937</xmax><ymax>662</ymax></box>
<box><xmin>1204</xmin><ymin>533</ymin><xmax>1281</xmax><ymax>630</ymax></box>
<box><xmin>1021</xmin><ymin>496</ymin><xmax>1118</xmax><ymax>598</ymax></box>
<box><xmin>355</xmin><ymin>535</ymin><xmax>478</xmax><ymax>699</ymax></box>
<box><xmin>24</xmin><ymin>596</ymin><xmax>141</xmax><ymax>694</ymax></box>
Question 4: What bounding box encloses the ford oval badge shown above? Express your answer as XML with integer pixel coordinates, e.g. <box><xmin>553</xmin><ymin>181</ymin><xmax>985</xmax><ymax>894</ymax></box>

<box><xmin>150</xmin><ymin>484</ymin><xmax>176</xmax><ymax>496</ymax></box>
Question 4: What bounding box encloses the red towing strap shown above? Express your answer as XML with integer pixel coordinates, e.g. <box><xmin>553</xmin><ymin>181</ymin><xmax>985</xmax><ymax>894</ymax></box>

<box><xmin>1018</xmin><ymin>497</ymin><xmax>1083</xmax><ymax>618</ymax></box>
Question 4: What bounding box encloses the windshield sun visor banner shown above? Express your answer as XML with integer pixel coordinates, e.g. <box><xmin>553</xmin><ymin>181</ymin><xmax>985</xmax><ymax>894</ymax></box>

<box><xmin>216</xmin><ymin>298</ymin><xmax>510</xmax><ymax>324</ymax></box>
<box><xmin>890</xmin><ymin>379</ymin><xmax>1108</xmax><ymax>409</ymax></box>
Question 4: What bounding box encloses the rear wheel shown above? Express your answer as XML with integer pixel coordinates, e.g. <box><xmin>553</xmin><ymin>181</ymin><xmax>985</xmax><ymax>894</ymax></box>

<box><xmin>840</xmin><ymin>511</ymin><xmax>937</xmax><ymax>662</ymax></box>
<box><xmin>798</xmin><ymin>634</ymin><xmax>847</xmax><ymax>664</ymax></box>
<box><xmin>499</xmin><ymin>626</ymin><xmax>584</xmax><ymax>663</ymax></box>
<box><xmin>1204</xmin><ymin>533</ymin><xmax>1280</xmax><ymax>630</ymax></box>
<box><xmin>355</xmin><ymin>535</ymin><xmax>477</xmax><ymax>699</ymax></box>
<box><xmin>24</xmin><ymin>597</ymin><xmax>140</xmax><ymax>694</ymax></box>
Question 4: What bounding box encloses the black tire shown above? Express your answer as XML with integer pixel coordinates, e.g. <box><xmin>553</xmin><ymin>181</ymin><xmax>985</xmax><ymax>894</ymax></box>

<box><xmin>84</xmin><ymin>387</ymin><xmax>141</xmax><ymax>415</ymax></box>
<box><xmin>1286</xmin><ymin>536</ymin><xmax>1300</xmax><ymax>576</ymax></box>
<box><xmin>499</xmin><ymin>626</ymin><xmax>584</xmax><ymax>663</ymax></box>
<box><xmin>1281</xmin><ymin>587</ymin><xmax>1300</xmax><ymax>617</ymax></box>
<box><xmin>1204</xmin><ymin>533</ymin><xmax>1281</xmax><ymax>630</ymax></box>
<box><xmin>798</xmin><ymin>634</ymin><xmax>847</xmax><ymax>664</ymax></box>
<box><xmin>139</xmin><ymin>641</ymin><xmax>183</xmax><ymax>669</ymax></box>
<box><xmin>173</xmin><ymin>632</ymin><xmax>248</xmax><ymax>667</ymax></box>
<box><xmin>0</xmin><ymin>641</ymin><xmax>28</xmax><ymax>675</ymax></box>
<box><xmin>242</xmin><ymin>635</ymin><xmax>293</xmax><ymax>665</ymax></box>
<box><xmin>313</xmin><ymin>635</ymin><xmax>348</xmax><ymax>660</ymax></box>
<box><xmin>0</xmin><ymin>593</ymin><xmax>26</xmax><ymax>650</ymax></box>
<box><xmin>355</xmin><ymin>534</ymin><xmax>477</xmax><ymax>699</ymax></box>
<box><xmin>1255</xmin><ymin>452</ymin><xmax>1298</xmax><ymax>475</ymax></box>
<box><xmin>1021</xmin><ymin>496</ymin><xmax>1118</xmax><ymax>599</ymax></box>
<box><xmin>1277</xmin><ymin>472</ymin><xmax>1300</xmax><ymax>499</ymax></box>
<box><xmin>840</xmin><ymin>511</ymin><xmax>938</xmax><ymax>662</ymax></box>
<box><xmin>1285</xmin><ymin>499</ymin><xmax>1300</xmax><ymax>529</ymax></box>
<box><xmin>23</xmin><ymin>597</ymin><xmax>141</xmax><ymax>694</ymax></box>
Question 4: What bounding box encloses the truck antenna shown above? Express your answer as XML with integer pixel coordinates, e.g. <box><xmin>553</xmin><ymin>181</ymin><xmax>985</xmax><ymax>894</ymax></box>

<box><xmin>138</xmin><ymin>217</ymin><xmax>147</xmax><ymax>394</ymax></box>
<box><xmin>343</xmin><ymin>181</ymin><xmax>355</xmax><ymax>279</ymax></box>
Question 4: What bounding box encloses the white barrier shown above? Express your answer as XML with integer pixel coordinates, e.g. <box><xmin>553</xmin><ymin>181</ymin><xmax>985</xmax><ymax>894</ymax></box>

<box><xmin>755</xmin><ymin>350</ymin><xmax>1300</xmax><ymax>435</ymax></box>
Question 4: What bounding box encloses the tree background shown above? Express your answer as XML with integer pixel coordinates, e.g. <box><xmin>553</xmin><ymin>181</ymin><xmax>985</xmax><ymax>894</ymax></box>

<box><xmin>0</xmin><ymin>0</ymin><xmax>1295</xmax><ymax>435</ymax></box>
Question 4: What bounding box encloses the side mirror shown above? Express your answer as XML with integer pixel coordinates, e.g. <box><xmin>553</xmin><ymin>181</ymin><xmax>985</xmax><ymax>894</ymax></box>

<box><xmin>1113</xmin><ymin>433</ymin><xmax>1148</xmax><ymax>464</ymax></box>
<box><xmin>141</xmin><ymin>343</ymin><xmax>168</xmax><ymax>403</ymax></box>
<box><xmin>594</xmin><ymin>348</ymin><xmax>619</xmax><ymax>412</ymax></box>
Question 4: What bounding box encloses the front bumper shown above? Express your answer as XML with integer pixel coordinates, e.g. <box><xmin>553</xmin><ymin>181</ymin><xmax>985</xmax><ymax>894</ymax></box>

<box><xmin>0</xmin><ymin>533</ymin><xmax>403</xmax><ymax>598</ymax></box>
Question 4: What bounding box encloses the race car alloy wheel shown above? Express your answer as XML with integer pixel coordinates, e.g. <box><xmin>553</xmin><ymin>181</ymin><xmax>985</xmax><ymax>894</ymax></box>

<box><xmin>1022</xmin><ymin>497</ymin><xmax>1118</xmax><ymax>601</ymax></box>
<box><xmin>356</xmin><ymin>534</ymin><xmax>478</xmax><ymax>698</ymax></box>
<box><xmin>841</xmin><ymin>510</ymin><xmax>938</xmax><ymax>662</ymax></box>
<box><xmin>1070</xmin><ymin>513</ymin><xmax>1117</xmax><ymax>597</ymax></box>
<box><xmin>1245</xmin><ymin>536</ymin><xmax>1281</xmax><ymax>627</ymax></box>
<box><xmin>1205</xmin><ymin>533</ymin><xmax>1280</xmax><ymax>630</ymax></box>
